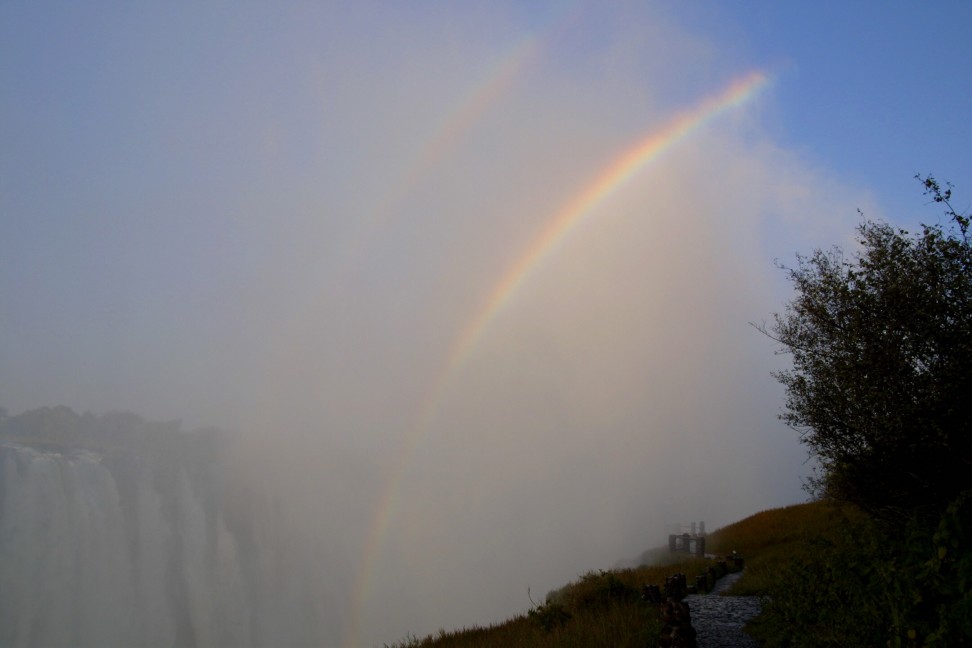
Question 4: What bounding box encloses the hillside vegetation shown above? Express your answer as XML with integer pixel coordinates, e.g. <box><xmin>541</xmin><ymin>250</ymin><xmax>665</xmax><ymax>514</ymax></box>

<box><xmin>389</xmin><ymin>493</ymin><xmax>971</xmax><ymax>647</ymax></box>
<box><xmin>386</xmin><ymin>501</ymin><xmax>837</xmax><ymax>648</ymax></box>
<box><xmin>384</xmin><ymin>559</ymin><xmax>693</xmax><ymax>648</ymax></box>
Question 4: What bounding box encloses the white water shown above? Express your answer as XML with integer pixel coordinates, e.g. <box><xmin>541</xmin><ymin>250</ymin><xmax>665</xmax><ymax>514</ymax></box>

<box><xmin>0</xmin><ymin>441</ymin><xmax>338</xmax><ymax>647</ymax></box>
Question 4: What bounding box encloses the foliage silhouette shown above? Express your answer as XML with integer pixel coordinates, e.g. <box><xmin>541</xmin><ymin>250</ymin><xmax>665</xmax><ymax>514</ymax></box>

<box><xmin>758</xmin><ymin>176</ymin><xmax>971</xmax><ymax>523</ymax></box>
<box><xmin>752</xmin><ymin>177</ymin><xmax>972</xmax><ymax>645</ymax></box>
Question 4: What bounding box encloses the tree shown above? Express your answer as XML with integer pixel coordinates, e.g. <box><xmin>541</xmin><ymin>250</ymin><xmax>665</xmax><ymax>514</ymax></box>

<box><xmin>762</xmin><ymin>177</ymin><xmax>972</xmax><ymax>523</ymax></box>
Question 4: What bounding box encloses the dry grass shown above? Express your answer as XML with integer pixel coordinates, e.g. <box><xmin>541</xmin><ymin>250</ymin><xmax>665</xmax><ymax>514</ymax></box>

<box><xmin>705</xmin><ymin>500</ymin><xmax>859</xmax><ymax>596</ymax></box>
<box><xmin>385</xmin><ymin>502</ymin><xmax>839</xmax><ymax>647</ymax></box>
<box><xmin>384</xmin><ymin>556</ymin><xmax>723</xmax><ymax>647</ymax></box>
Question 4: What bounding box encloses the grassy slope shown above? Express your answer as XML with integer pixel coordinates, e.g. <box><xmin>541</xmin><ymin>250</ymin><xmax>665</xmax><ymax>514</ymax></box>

<box><xmin>386</xmin><ymin>501</ymin><xmax>840</xmax><ymax>648</ymax></box>
<box><xmin>705</xmin><ymin>499</ymin><xmax>862</xmax><ymax>597</ymax></box>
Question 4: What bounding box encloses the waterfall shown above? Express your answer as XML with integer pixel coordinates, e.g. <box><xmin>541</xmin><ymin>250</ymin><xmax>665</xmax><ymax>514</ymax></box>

<box><xmin>0</xmin><ymin>408</ymin><xmax>339</xmax><ymax>647</ymax></box>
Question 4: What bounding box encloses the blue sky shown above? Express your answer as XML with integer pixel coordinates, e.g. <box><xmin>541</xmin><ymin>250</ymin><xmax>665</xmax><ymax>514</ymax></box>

<box><xmin>2</xmin><ymin>3</ymin><xmax>970</xmax><ymax>644</ymax></box>
<box><xmin>697</xmin><ymin>2</ymin><xmax>971</xmax><ymax>217</ymax></box>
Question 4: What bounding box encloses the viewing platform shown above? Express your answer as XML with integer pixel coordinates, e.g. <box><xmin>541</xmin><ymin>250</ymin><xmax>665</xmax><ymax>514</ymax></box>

<box><xmin>669</xmin><ymin>520</ymin><xmax>706</xmax><ymax>557</ymax></box>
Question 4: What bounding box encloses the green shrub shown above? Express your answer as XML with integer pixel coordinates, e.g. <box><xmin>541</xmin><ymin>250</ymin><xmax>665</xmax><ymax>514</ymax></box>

<box><xmin>748</xmin><ymin>494</ymin><xmax>972</xmax><ymax>647</ymax></box>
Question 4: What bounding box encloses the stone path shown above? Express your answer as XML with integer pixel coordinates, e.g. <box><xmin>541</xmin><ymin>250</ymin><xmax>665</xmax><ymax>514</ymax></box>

<box><xmin>684</xmin><ymin>571</ymin><xmax>761</xmax><ymax>648</ymax></box>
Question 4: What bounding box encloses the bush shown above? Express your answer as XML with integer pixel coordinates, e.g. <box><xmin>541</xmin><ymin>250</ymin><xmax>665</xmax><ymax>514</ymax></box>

<box><xmin>749</xmin><ymin>493</ymin><xmax>972</xmax><ymax>647</ymax></box>
<box><xmin>763</xmin><ymin>177</ymin><xmax>972</xmax><ymax>523</ymax></box>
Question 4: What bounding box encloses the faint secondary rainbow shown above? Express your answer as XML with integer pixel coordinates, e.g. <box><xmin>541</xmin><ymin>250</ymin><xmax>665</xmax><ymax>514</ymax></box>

<box><xmin>344</xmin><ymin>69</ymin><xmax>769</xmax><ymax>647</ymax></box>
<box><xmin>334</xmin><ymin>4</ymin><xmax>583</xmax><ymax>278</ymax></box>
<box><xmin>340</xmin><ymin>11</ymin><xmax>584</xmax><ymax>645</ymax></box>
<box><xmin>328</xmin><ymin>40</ymin><xmax>539</xmax><ymax>282</ymax></box>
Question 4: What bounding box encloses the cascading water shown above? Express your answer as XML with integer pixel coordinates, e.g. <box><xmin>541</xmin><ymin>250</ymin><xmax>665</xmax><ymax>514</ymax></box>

<box><xmin>0</xmin><ymin>407</ymin><xmax>340</xmax><ymax>647</ymax></box>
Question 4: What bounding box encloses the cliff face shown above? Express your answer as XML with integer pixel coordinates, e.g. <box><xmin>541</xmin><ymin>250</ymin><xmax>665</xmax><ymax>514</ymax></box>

<box><xmin>0</xmin><ymin>408</ymin><xmax>338</xmax><ymax>648</ymax></box>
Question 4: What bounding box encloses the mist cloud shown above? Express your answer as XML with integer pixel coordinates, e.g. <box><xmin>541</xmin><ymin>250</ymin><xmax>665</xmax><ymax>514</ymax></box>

<box><xmin>0</xmin><ymin>3</ymin><xmax>879</xmax><ymax>645</ymax></box>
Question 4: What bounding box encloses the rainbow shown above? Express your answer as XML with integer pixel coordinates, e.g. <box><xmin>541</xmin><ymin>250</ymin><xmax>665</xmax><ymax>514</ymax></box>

<box><xmin>343</xmin><ymin>69</ymin><xmax>769</xmax><ymax>646</ymax></box>
<box><xmin>441</xmin><ymin>70</ymin><xmax>768</xmax><ymax>379</ymax></box>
